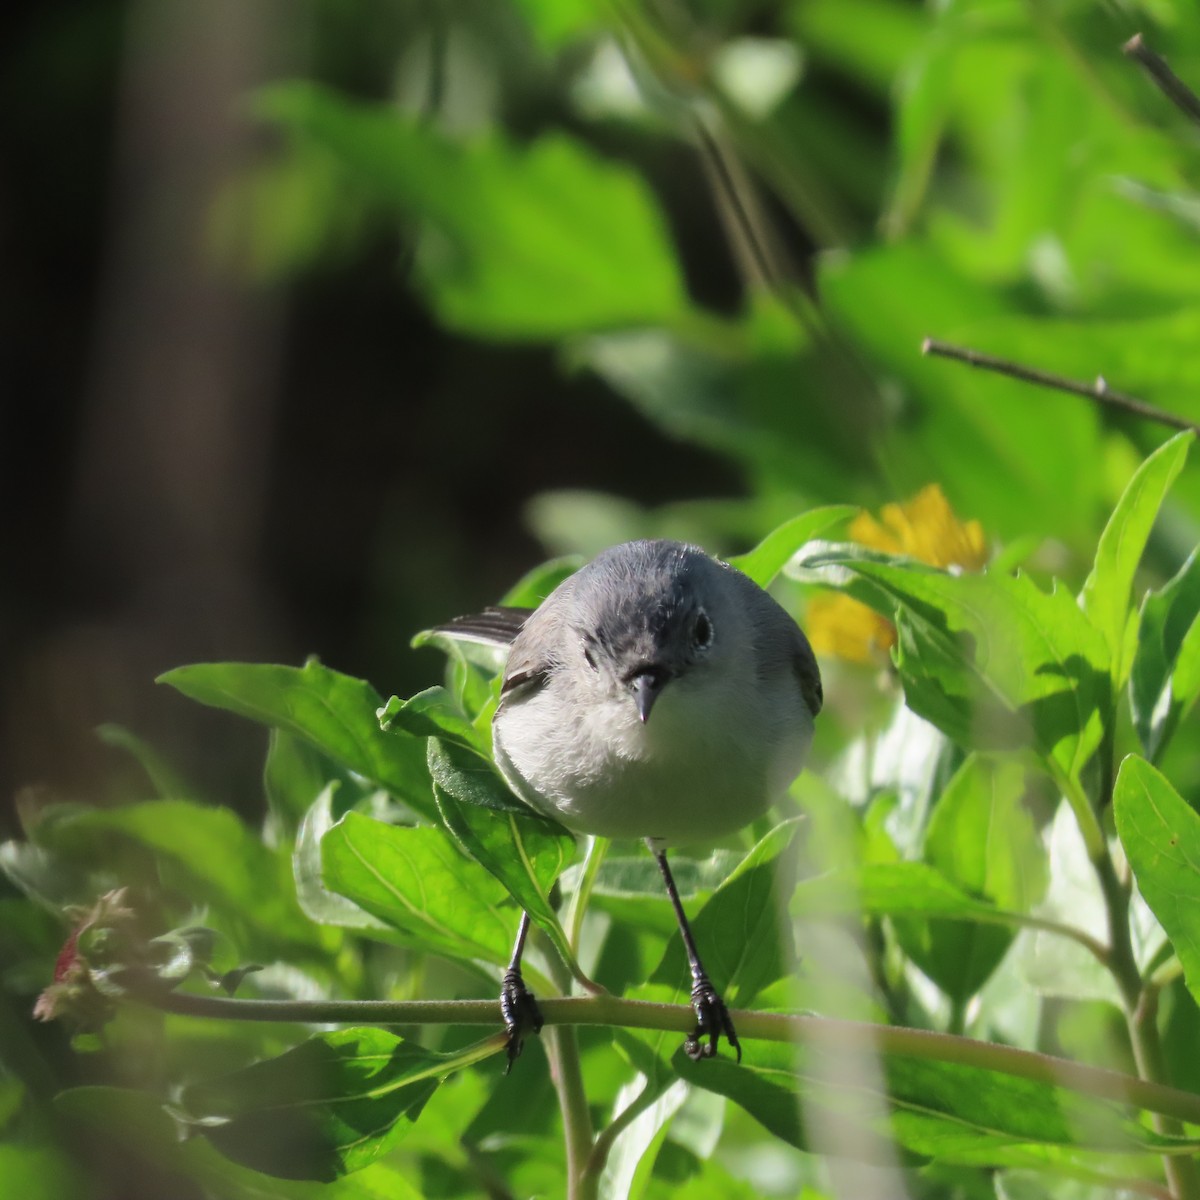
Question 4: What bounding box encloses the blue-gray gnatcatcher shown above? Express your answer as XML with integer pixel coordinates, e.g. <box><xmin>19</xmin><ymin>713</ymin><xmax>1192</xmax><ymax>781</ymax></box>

<box><xmin>439</xmin><ymin>539</ymin><xmax>822</xmax><ymax>1066</ymax></box>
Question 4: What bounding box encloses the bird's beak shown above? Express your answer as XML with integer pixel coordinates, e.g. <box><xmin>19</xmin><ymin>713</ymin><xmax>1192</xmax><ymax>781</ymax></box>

<box><xmin>629</xmin><ymin>666</ymin><xmax>669</xmax><ymax>723</ymax></box>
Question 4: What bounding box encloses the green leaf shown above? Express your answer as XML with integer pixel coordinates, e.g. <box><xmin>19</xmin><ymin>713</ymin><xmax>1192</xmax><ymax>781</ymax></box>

<box><xmin>820</xmin><ymin>244</ymin><xmax>1104</xmax><ymax>552</ymax></box>
<box><xmin>0</xmin><ymin>837</ymin><xmax>97</xmax><ymax>911</ymax></box>
<box><xmin>424</xmin><ymin>734</ymin><xmax>530</xmax><ymax>817</ymax></box>
<box><xmin>34</xmin><ymin>800</ymin><xmax>320</xmax><ymax>957</ymax></box>
<box><xmin>499</xmin><ymin>556</ymin><xmax>582</xmax><ymax>607</ymax></box>
<box><xmin>378</xmin><ymin>687</ymin><xmax>482</xmax><ymax>752</ymax></box>
<box><xmin>54</xmin><ymin>1084</ymin><xmax>427</xmax><ymax>1200</ymax></box>
<box><xmin>263</xmin><ymin>729</ymin><xmax>341</xmax><ymax>835</ymax></box>
<box><xmin>1130</xmin><ymin>547</ymin><xmax>1200</xmax><ymax>761</ymax></box>
<box><xmin>677</xmin><ymin>1038</ymin><xmax>1197</xmax><ymax>1171</ymax></box>
<box><xmin>578</xmin><ymin>319</ymin><xmax>879</xmax><ymax>503</ymax></box>
<box><xmin>789</xmin><ymin>545</ymin><xmax>1110</xmax><ymax>799</ymax></box>
<box><xmin>159</xmin><ymin>660</ymin><xmax>435</xmax><ymax>819</ymax></box>
<box><xmin>321</xmin><ymin>811</ymin><xmax>517</xmax><ymax>968</ymax></box>
<box><xmin>511</xmin><ymin>0</ymin><xmax>601</xmax><ymax>51</ymax></box>
<box><xmin>556</xmin><ymin>851</ymin><xmax>739</xmax><ymax>947</ymax></box>
<box><xmin>294</xmin><ymin>784</ymin><xmax>393</xmax><ymax>933</ymax></box>
<box><xmin>183</xmin><ymin>1027</ymin><xmax>498</xmax><ymax>1180</ymax></box>
<box><xmin>725</xmin><ymin>506</ymin><xmax>857</xmax><ymax>587</ymax></box>
<box><xmin>428</xmin><ymin>739</ymin><xmax>583</xmax><ymax>982</ymax></box>
<box><xmin>651</xmin><ymin>821</ymin><xmax>800</xmax><ymax>1010</ymax></box>
<box><xmin>1080</xmin><ymin>431</ymin><xmax>1192</xmax><ymax>679</ymax></box>
<box><xmin>601</xmin><ymin>1078</ymin><xmax>689</xmax><ymax>1200</ymax></box>
<box><xmin>1114</xmin><ymin>755</ymin><xmax>1200</xmax><ymax>1010</ymax></box>
<box><xmin>95</xmin><ymin>724</ymin><xmax>198</xmax><ymax>802</ymax></box>
<box><xmin>893</xmin><ymin>756</ymin><xmax>1047</xmax><ymax>1002</ymax></box>
<box><xmin>0</xmin><ymin>1144</ymin><xmax>85</xmax><ymax>1200</ymax></box>
<box><xmin>257</xmin><ymin>84</ymin><xmax>691</xmax><ymax>338</ymax></box>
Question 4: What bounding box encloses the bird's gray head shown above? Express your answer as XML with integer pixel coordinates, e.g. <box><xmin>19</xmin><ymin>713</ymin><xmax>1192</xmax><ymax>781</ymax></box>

<box><xmin>564</xmin><ymin>541</ymin><xmax>739</xmax><ymax>723</ymax></box>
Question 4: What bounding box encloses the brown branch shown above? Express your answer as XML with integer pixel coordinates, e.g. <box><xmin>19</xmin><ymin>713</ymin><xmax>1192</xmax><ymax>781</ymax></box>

<box><xmin>922</xmin><ymin>337</ymin><xmax>1200</xmax><ymax>436</ymax></box>
<box><xmin>1123</xmin><ymin>33</ymin><xmax>1200</xmax><ymax>128</ymax></box>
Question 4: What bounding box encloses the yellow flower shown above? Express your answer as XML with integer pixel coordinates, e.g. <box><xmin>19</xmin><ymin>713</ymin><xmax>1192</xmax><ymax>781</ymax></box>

<box><xmin>807</xmin><ymin>484</ymin><xmax>987</xmax><ymax>664</ymax></box>
<box><xmin>849</xmin><ymin>484</ymin><xmax>988</xmax><ymax>572</ymax></box>
<box><xmin>807</xmin><ymin>592</ymin><xmax>897</xmax><ymax>665</ymax></box>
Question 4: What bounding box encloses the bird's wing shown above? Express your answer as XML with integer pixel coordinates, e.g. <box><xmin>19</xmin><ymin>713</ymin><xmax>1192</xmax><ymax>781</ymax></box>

<box><xmin>424</xmin><ymin>606</ymin><xmax>534</xmax><ymax>648</ymax></box>
<box><xmin>792</xmin><ymin>636</ymin><xmax>823</xmax><ymax>716</ymax></box>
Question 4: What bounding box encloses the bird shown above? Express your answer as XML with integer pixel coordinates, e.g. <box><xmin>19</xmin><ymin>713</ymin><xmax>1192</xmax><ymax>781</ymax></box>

<box><xmin>436</xmin><ymin>539</ymin><xmax>822</xmax><ymax>1066</ymax></box>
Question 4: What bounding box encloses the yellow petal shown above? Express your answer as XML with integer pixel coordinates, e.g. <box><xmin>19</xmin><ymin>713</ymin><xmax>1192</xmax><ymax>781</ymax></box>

<box><xmin>807</xmin><ymin>593</ymin><xmax>896</xmax><ymax>666</ymax></box>
<box><xmin>809</xmin><ymin>484</ymin><xmax>986</xmax><ymax>664</ymax></box>
<box><xmin>849</xmin><ymin>484</ymin><xmax>987</xmax><ymax>571</ymax></box>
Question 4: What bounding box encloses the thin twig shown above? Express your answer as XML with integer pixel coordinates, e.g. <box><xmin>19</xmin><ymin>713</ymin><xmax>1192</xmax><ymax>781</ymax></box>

<box><xmin>922</xmin><ymin>337</ymin><xmax>1200</xmax><ymax>436</ymax></box>
<box><xmin>1123</xmin><ymin>33</ymin><xmax>1200</xmax><ymax>128</ymax></box>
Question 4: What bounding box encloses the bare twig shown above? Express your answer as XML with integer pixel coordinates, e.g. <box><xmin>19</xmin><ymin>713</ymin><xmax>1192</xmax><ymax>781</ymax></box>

<box><xmin>922</xmin><ymin>337</ymin><xmax>1200</xmax><ymax>436</ymax></box>
<box><xmin>1123</xmin><ymin>33</ymin><xmax>1200</xmax><ymax>128</ymax></box>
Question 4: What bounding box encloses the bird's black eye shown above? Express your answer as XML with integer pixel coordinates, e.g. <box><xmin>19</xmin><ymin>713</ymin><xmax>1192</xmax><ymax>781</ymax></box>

<box><xmin>692</xmin><ymin>610</ymin><xmax>713</xmax><ymax>649</ymax></box>
<box><xmin>583</xmin><ymin>644</ymin><xmax>598</xmax><ymax>670</ymax></box>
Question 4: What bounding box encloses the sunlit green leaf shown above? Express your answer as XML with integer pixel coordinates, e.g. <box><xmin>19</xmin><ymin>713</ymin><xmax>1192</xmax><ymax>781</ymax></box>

<box><xmin>1130</xmin><ymin>547</ymin><xmax>1200</xmax><ymax>762</ymax></box>
<box><xmin>294</xmin><ymin>784</ymin><xmax>392</xmax><ymax>934</ymax></box>
<box><xmin>378</xmin><ymin>687</ymin><xmax>481</xmax><ymax>752</ymax></box>
<box><xmin>1081</xmin><ymin>431</ymin><xmax>1192</xmax><ymax>679</ymax></box>
<box><xmin>159</xmin><ymin>661</ymin><xmax>435</xmax><ymax>819</ymax></box>
<box><xmin>263</xmin><ymin>729</ymin><xmax>352</xmax><ymax>836</ymax></box>
<box><xmin>789</xmin><ymin>545</ymin><xmax>1110</xmax><ymax>799</ymax></box>
<box><xmin>1114</xmin><ymin>755</ymin><xmax>1200</xmax><ymax>1010</ymax></box>
<box><xmin>726</xmin><ymin>505</ymin><xmax>856</xmax><ymax>587</ymax></box>
<box><xmin>321</xmin><ymin>811</ymin><xmax>516</xmax><ymax>968</ymax></box>
<box><xmin>601</xmin><ymin>1077</ymin><xmax>689</xmax><ymax>1200</ymax></box>
<box><xmin>821</xmin><ymin>243</ymin><xmax>1104</xmax><ymax>551</ymax></box>
<box><xmin>511</xmin><ymin>0</ymin><xmax>600</xmax><ymax>50</ymax></box>
<box><xmin>428</xmin><ymin>738</ymin><xmax>582</xmax><ymax>980</ymax></box>
<box><xmin>499</xmin><ymin>556</ymin><xmax>582</xmax><ymax>608</ymax></box>
<box><xmin>0</xmin><ymin>1143</ymin><xmax>84</xmax><ymax>1200</ymax></box>
<box><xmin>256</xmin><ymin>84</ymin><xmax>691</xmax><ymax>338</ymax></box>
<box><xmin>790</xmin><ymin>0</ymin><xmax>926</xmax><ymax>93</ymax></box>
<box><xmin>893</xmin><ymin>755</ymin><xmax>1046</xmax><ymax>1002</ymax></box>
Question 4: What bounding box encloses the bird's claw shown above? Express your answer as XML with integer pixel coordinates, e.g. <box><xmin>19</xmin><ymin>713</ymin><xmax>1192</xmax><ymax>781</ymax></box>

<box><xmin>501</xmin><ymin>968</ymin><xmax>543</xmax><ymax>1073</ymax></box>
<box><xmin>684</xmin><ymin>974</ymin><xmax>740</xmax><ymax>1063</ymax></box>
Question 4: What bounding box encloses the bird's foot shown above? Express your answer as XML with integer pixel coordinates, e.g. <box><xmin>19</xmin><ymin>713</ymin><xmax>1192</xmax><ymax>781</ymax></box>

<box><xmin>684</xmin><ymin>974</ymin><xmax>741</xmax><ymax>1063</ymax></box>
<box><xmin>500</xmin><ymin>968</ymin><xmax>543</xmax><ymax>1073</ymax></box>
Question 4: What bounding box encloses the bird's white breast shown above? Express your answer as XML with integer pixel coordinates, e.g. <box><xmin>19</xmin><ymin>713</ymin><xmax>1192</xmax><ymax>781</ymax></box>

<box><xmin>493</xmin><ymin>669</ymin><xmax>812</xmax><ymax>845</ymax></box>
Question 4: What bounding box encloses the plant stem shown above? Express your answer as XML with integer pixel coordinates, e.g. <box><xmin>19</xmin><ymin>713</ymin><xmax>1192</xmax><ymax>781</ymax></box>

<box><xmin>1128</xmin><ymin>982</ymin><xmax>1200</xmax><ymax>1199</ymax></box>
<box><xmin>545</xmin><ymin>1025</ymin><xmax>594</xmax><ymax>1200</ymax></box>
<box><xmin>129</xmin><ymin>987</ymin><xmax>1200</xmax><ymax>1127</ymax></box>
<box><xmin>1094</xmin><ymin>841</ymin><xmax>1141</xmax><ymax>1010</ymax></box>
<box><xmin>544</xmin><ymin>950</ymin><xmax>595</xmax><ymax>1199</ymax></box>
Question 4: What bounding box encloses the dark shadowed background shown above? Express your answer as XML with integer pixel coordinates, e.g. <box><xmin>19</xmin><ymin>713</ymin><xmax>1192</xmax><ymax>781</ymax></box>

<box><xmin>1</xmin><ymin>0</ymin><xmax>792</xmax><ymax>822</ymax></box>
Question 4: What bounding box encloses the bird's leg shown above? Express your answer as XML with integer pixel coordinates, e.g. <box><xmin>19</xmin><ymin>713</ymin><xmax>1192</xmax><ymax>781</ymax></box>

<box><xmin>649</xmin><ymin>842</ymin><xmax>741</xmax><ymax>1062</ymax></box>
<box><xmin>500</xmin><ymin>911</ymin><xmax>543</xmax><ymax>1072</ymax></box>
